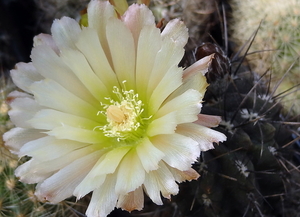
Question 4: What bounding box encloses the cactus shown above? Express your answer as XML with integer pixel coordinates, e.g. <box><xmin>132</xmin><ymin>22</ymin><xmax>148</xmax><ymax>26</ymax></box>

<box><xmin>1</xmin><ymin>0</ymin><xmax>300</xmax><ymax>217</ymax></box>
<box><xmin>230</xmin><ymin>0</ymin><xmax>300</xmax><ymax>112</ymax></box>
<box><xmin>171</xmin><ymin>41</ymin><xmax>300</xmax><ymax>217</ymax></box>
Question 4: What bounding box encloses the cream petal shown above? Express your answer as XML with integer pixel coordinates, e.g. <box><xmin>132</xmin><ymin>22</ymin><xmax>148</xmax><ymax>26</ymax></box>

<box><xmin>143</xmin><ymin>178</ymin><xmax>162</xmax><ymax>205</ymax></box>
<box><xmin>154</xmin><ymin>162</ymin><xmax>179</xmax><ymax>198</ymax></box>
<box><xmin>148</xmin><ymin>65</ymin><xmax>183</xmax><ymax>114</ymax></box>
<box><xmin>161</xmin><ymin>19</ymin><xmax>188</xmax><ymax>48</ymax></box>
<box><xmin>106</xmin><ymin>17</ymin><xmax>136</xmax><ymax>89</ymax></box>
<box><xmin>18</xmin><ymin>136</ymin><xmax>88</xmax><ymax>161</ymax></box>
<box><xmin>3</xmin><ymin>128</ymin><xmax>45</xmax><ymax>154</ymax></box>
<box><xmin>74</xmin><ymin>146</ymin><xmax>131</xmax><ymax>199</ymax></box>
<box><xmin>147</xmin><ymin>111</ymin><xmax>177</xmax><ymax>137</ymax></box>
<box><xmin>74</xmin><ymin>175</ymin><xmax>106</xmax><ymax>201</ymax></box>
<box><xmin>155</xmin><ymin>89</ymin><xmax>202</xmax><ymax>124</ymax></box>
<box><xmin>35</xmin><ymin>150</ymin><xmax>101</xmax><ymax>203</ymax></box>
<box><xmin>87</xmin><ymin>0</ymin><xmax>115</xmax><ymax>63</ymax></box>
<box><xmin>115</xmin><ymin>148</ymin><xmax>145</xmax><ymax>194</ymax></box>
<box><xmin>88</xmin><ymin>146</ymin><xmax>131</xmax><ymax>176</ymax></box>
<box><xmin>47</xmin><ymin>125</ymin><xmax>107</xmax><ymax>144</ymax></box>
<box><xmin>183</xmin><ymin>54</ymin><xmax>214</xmax><ymax>79</ymax></box>
<box><xmin>16</xmin><ymin>144</ymin><xmax>95</xmax><ymax>184</ymax></box>
<box><xmin>10</xmin><ymin>62</ymin><xmax>44</xmax><ymax>93</ymax></box>
<box><xmin>28</xmin><ymin>109</ymin><xmax>104</xmax><ymax>131</ymax></box>
<box><xmin>168</xmin><ymin>66</ymin><xmax>208</xmax><ymax>101</ymax></box>
<box><xmin>60</xmin><ymin>48</ymin><xmax>111</xmax><ymax>102</ymax></box>
<box><xmin>30</xmin><ymin>79</ymin><xmax>100</xmax><ymax>120</ymax></box>
<box><xmin>151</xmin><ymin>133</ymin><xmax>199</xmax><ymax>171</ymax></box>
<box><xmin>51</xmin><ymin>16</ymin><xmax>81</xmax><ymax>50</ymax></box>
<box><xmin>122</xmin><ymin>3</ymin><xmax>155</xmax><ymax>46</ymax></box>
<box><xmin>174</xmin><ymin>78</ymin><xmax>205</xmax><ymax>104</ymax></box>
<box><xmin>33</xmin><ymin>33</ymin><xmax>59</xmax><ymax>54</ymax></box>
<box><xmin>194</xmin><ymin>114</ymin><xmax>222</xmax><ymax>128</ymax></box>
<box><xmin>31</xmin><ymin>45</ymin><xmax>98</xmax><ymax>106</ymax></box>
<box><xmin>75</xmin><ymin>28</ymin><xmax>118</xmax><ymax>89</ymax></box>
<box><xmin>7</xmin><ymin>90</ymin><xmax>31</xmax><ymax>99</ymax></box>
<box><xmin>167</xmin><ymin>166</ymin><xmax>200</xmax><ymax>182</ymax></box>
<box><xmin>135</xmin><ymin>25</ymin><xmax>162</xmax><ymax>102</ymax></box>
<box><xmin>9</xmin><ymin>97</ymin><xmax>42</xmax><ymax>128</ymax></box>
<box><xmin>85</xmin><ymin>174</ymin><xmax>118</xmax><ymax>217</ymax></box>
<box><xmin>146</xmin><ymin>19</ymin><xmax>187</xmax><ymax>99</ymax></box>
<box><xmin>14</xmin><ymin>159</ymin><xmax>53</xmax><ymax>184</ymax></box>
<box><xmin>117</xmin><ymin>186</ymin><xmax>144</xmax><ymax>211</ymax></box>
<box><xmin>144</xmin><ymin>161</ymin><xmax>178</xmax><ymax>204</ymax></box>
<box><xmin>147</xmin><ymin>39</ymin><xmax>185</xmax><ymax>99</ymax></box>
<box><xmin>176</xmin><ymin>123</ymin><xmax>227</xmax><ymax>151</ymax></box>
<box><xmin>136</xmin><ymin>137</ymin><xmax>165</xmax><ymax>172</ymax></box>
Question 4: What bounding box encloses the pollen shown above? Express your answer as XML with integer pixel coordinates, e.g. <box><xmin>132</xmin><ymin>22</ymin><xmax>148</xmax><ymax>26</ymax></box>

<box><xmin>97</xmin><ymin>81</ymin><xmax>147</xmax><ymax>141</ymax></box>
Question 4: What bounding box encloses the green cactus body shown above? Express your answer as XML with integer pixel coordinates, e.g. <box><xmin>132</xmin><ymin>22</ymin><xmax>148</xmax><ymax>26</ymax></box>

<box><xmin>230</xmin><ymin>0</ymin><xmax>300</xmax><ymax>113</ymax></box>
<box><xmin>172</xmin><ymin>41</ymin><xmax>300</xmax><ymax>217</ymax></box>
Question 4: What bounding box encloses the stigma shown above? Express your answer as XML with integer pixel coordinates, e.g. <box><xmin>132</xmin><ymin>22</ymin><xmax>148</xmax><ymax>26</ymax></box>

<box><xmin>98</xmin><ymin>82</ymin><xmax>145</xmax><ymax>141</ymax></box>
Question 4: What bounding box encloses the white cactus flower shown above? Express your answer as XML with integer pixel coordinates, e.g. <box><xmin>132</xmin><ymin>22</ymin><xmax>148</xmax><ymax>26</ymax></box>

<box><xmin>4</xmin><ymin>1</ymin><xmax>226</xmax><ymax>216</ymax></box>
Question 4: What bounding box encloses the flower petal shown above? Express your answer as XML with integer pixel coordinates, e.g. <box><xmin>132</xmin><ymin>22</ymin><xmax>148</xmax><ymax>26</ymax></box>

<box><xmin>135</xmin><ymin>25</ymin><xmax>162</xmax><ymax>102</ymax></box>
<box><xmin>85</xmin><ymin>174</ymin><xmax>118</xmax><ymax>217</ymax></box>
<box><xmin>117</xmin><ymin>186</ymin><xmax>144</xmax><ymax>211</ymax></box>
<box><xmin>147</xmin><ymin>37</ymin><xmax>185</xmax><ymax>100</ymax></box>
<box><xmin>51</xmin><ymin>17</ymin><xmax>81</xmax><ymax>50</ymax></box>
<box><xmin>148</xmin><ymin>65</ymin><xmax>183</xmax><ymax>114</ymax></box>
<box><xmin>176</xmin><ymin>123</ymin><xmax>227</xmax><ymax>151</ymax></box>
<box><xmin>30</xmin><ymin>79</ymin><xmax>100</xmax><ymax>120</ymax></box>
<box><xmin>194</xmin><ymin>114</ymin><xmax>222</xmax><ymax>128</ymax></box>
<box><xmin>168</xmin><ymin>166</ymin><xmax>200</xmax><ymax>182</ymax></box>
<box><xmin>47</xmin><ymin>125</ymin><xmax>107</xmax><ymax>144</ymax></box>
<box><xmin>122</xmin><ymin>3</ymin><xmax>155</xmax><ymax>46</ymax></box>
<box><xmin>87</xmin><ymin>0</ymin><xmax>115</xmax><ymax>61</ymax></box>
<box><xmin>18</xmin><ymin>136</ymin><xmax>88</xmax><ymax>161</ymax></box>
<box><xmin>28</xmin><ymin>109</ymin><xmax>103</xmax><ymax>131</ymax></box>
<box><xmin>60</xmin><ymin>48</ymin><xmax>110</xmax><ymax>102</ymax></box>
<box><xmin>31</xmin><ymin>45</ymin><xmax>98</xmax><ymax>106</ymax></box>
<box><xmin>3</xmin><ymin>128</ymin><xmax>45</xmax><ymax>154</ymax></box>
<box><xmin>147</xmin><ymin>19</ymin><xmax>188</xmax><ymax>98</ymax></box>
<box><xmin>8</xmin><ymin>96</ymin><xmax>42</xmax><ymax>128</ymax></box>
<box><xmin>35</xmin><ymin>150</ymin><xmax>101</xmax><ymax>203</ymax></box>
<box><xmin>168</xmin><ymin>57</ymin><xmax>210</xmax><ymax>100</ymax></box>
<box><xmin>10</xmin><ymin>62</ymin><xmax>44</xmax><ymax>93</ymax></box>
<box><xmin>183</xmin><ymin>54</ymin><xmax>214</xmax><ymax>79</ymax></box>
<box><xmin>144</xmin><ymin>161</ymin><xmax>178</xmax><ymax>205</ymax></box>
<box><xmin>75</xmin><ymin>28</ymin><xmax>118</xmax><ymax>89</ymax></box>
<box><xmin>115</xmin><ymin>148</ymin><xmax>145</xmax><ymax>194</ymax></box>
<box><xmin>161</xmin><ymin>19</ymin><xmax>188</xmax><ymax>48</ymax></box>
<box><xmin>151</xmin><ymin>133</ymin><xmax>199</xmax><ymax>171</ymax></box>
<box><xmin>147</xmin><ymin>111</ymin><xmax>178</xmax><ymax>137</ymax></box>
<box><xmin>14</xmin><ymin>159</ymin><xmax>54</xmax><ymax>184</ymax></box>
<box><xmin>16</xmin><ymin>144</ymin><xmax>96</xmax><ymax>184</ymax></box>
<box><xmin>155</xmin><ymin>89</ymin><xmax>202</xmax><ymax>124</ymax></box>
<box><xmin>136</xmin><ymin>137</ymin><xmax>165</xmax><ymax>172</ymax></box>
<box><xmin>33</xmin><ymin>33</ymin><xmax>59</xmax><ymax>54</ymax></box>
<box><xmin>74</xmin><ymin>146</ymin><xmax>131</xmax><ymax>199</ymax></box>
<box><xmin>106</xmin><ymin>17</ymin><xmax>136</xmax><ymax>89</ymax></box>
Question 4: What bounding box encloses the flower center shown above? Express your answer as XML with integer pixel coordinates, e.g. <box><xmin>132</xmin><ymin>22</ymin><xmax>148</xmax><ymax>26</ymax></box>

<box><xmin>106</xmin><ymin>105</ymin><xmax>126</xmax><ymax>123</ymax></box>
<box><xmin>98</xmin><ymin>82</ymin><xmax>147</xmax><ymax>142</ymax></box>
